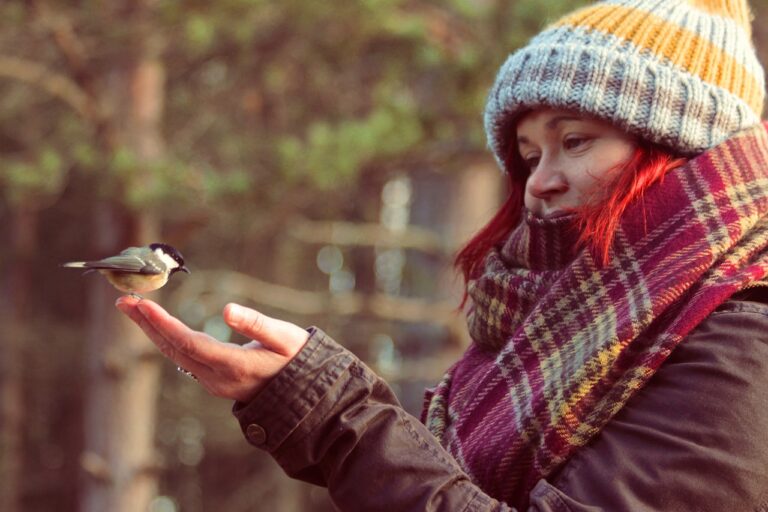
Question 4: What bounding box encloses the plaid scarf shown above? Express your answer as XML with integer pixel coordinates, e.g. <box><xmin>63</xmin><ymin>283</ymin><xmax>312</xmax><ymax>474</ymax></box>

<box><xmin>423</xmin><ymin>122</ymin><xmax>768</xmax><ymax>509</ymax></box>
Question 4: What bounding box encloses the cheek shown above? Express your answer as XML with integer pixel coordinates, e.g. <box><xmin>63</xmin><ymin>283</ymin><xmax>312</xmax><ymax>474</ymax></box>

<box><xmin>575</xmin><ymin>148</ymin><xmax>633</xmax><ymax>193</ymax></box>
<box><xmin>569</xmin><ymin>163</ymin><xmax>603</xmax><ymax>196</ymax></box>
<box><xmin>522</xmin><ymin>175</ymin><xmax>538</xmax><ymax>204</ymax></box>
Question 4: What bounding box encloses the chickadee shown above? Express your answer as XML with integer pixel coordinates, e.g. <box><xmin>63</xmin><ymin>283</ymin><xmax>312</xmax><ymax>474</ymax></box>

<box><xmin>63</xmin><ymin>242</ymin><xmax>190</xmax><ymax>295</ymax></box>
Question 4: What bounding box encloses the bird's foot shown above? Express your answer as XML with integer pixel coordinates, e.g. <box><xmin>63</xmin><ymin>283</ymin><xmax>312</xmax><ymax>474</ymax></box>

<box><xmin>128</xmin><ymin>292</ymin><xmax>144</xmax><ymax>301</ymax></box>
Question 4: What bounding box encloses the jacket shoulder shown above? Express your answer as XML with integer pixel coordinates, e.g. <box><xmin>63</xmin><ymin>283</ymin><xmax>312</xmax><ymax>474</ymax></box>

<box><xmin>544</xmin><ymin>293</ymin><xmax>768</xmax><ymax>511</ymax></box>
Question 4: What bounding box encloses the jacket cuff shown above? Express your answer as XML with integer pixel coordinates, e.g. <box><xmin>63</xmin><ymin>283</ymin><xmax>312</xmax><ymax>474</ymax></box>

<box><xmin>232</xmin><ymin>326</ymin><xmax>356</xmax><ymax>453</ymax></box>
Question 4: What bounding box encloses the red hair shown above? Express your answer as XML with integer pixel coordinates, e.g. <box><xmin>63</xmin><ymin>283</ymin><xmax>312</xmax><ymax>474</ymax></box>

<box><xmin>455</xmin><ymin>141</ymin><xmax>686</xmax><ymax>306</ymax></box>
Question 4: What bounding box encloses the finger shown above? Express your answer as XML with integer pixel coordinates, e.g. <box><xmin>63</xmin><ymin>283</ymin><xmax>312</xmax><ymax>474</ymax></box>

<box><xmin>116</xmin><ymin>298</ymin><xmax>227</xmax><ymax>368</ymax></box>
<box><xmin>116</xmin><ymin>295</ymin><xmax>141</xmax><ymax>308</ymax></box>
<box><xmin>223</xmin><ymin>303</ymin><xmax>309</xmax><ymax>356</ymax></box>
<box><xmin>135</xmin><ymin>300</ymin><xmax>234</xmax><ymax>366</ymax></box>
<box><xmin>115</xmin><ymin>297</ymin><xmax>167</xmax><ymax>343</ymax></box>
<box><xmin>116</xmin><ymin>299</ymin><xmax>212</xmax><ymax>379</ymax></box>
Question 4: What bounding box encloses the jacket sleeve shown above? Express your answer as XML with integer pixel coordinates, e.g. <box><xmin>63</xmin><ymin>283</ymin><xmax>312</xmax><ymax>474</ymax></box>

<box><xmin>231</xmin><ymin>299</ymin><xmax>768</xmax><ymax>511</ymax></box>
<box><xmin>232</xmin><ymin>327</ymin><xmax>517</xmax><ymax>512</ymax></box>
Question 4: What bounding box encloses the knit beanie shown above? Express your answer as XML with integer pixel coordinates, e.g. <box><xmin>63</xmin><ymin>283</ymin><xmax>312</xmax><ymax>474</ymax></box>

<box><xmin>484</xmin><ymin>0</ymin><xmax>766</xmax><ymax>173</ymax></box>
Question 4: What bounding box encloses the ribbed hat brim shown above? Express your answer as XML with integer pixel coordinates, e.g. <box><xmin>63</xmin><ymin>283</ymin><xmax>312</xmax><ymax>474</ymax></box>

<box><xmin>484</xmin><ymin>0</ymin><xmax>766</xmax><ymax>173</ymax></box>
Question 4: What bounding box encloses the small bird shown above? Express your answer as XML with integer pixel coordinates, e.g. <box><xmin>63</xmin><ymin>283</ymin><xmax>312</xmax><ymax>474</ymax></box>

<box><xmin>62</xmin><ymin>242</ymin><xmax>190</xmax><ymax>296</ymax></box>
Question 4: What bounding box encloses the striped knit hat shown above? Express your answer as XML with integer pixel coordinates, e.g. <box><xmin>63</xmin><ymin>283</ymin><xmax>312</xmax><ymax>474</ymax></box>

<box><xmin>484</xmin><ymin>0</ymin><xmax>766</xmax><ymax>173</ymax></box>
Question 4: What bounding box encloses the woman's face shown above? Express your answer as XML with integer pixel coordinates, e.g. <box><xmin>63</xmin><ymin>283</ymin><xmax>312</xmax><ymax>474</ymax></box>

<box><xmin>516</xmin><ymin>108</ymin><xmax>636</xmax><ymax>218</ymax></box>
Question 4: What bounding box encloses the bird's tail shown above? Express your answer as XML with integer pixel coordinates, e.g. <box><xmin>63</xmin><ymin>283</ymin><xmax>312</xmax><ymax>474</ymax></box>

<box><xmin>61</xmin><ymin>262</ymin><xmax>97</xmax><ymax>275</ymax></box>
<box><xmin>62</xmin><ymin>262</ymin><xmax>88</xmax><ymax>268</ymax></box>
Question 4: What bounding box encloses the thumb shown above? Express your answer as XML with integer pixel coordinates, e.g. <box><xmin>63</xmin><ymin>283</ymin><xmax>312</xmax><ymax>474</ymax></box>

<box><xmin>223</xmin><ymin>303</ymin><xmax>309</xmax><ymax>356</ymax></box>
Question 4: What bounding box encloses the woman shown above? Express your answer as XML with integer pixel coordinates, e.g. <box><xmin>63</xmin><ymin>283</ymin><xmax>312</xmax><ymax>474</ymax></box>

<box><xmin>118</xmin><ymin>0</ymin><xmax>768</xmax><ymax>510</ymax></box>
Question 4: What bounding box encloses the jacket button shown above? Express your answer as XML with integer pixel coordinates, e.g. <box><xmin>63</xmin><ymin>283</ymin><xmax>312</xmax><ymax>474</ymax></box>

<box><xmin>246</xmin><ymin>423</ymin><xmax>267</xmax><ymax>445</ymax></box>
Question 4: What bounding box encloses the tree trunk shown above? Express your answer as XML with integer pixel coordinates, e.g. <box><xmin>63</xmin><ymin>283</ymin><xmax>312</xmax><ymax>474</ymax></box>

<box><xmin>80</xmin><ymin>208</ymin><xmax>162</xmax><ymax>512</ymax></box>
<box><xmin>0</xmin><ymin>203</ymin><xmax>37</xmax><ymax>512</ymax></box>
<box><xmin>80</xmin><ymin>37</ymin><xmax>166</xmax><ymax>512</ymax></box>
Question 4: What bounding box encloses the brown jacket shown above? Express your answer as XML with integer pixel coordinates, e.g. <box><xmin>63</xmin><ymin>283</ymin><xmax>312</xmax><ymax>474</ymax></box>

<box><xmin>233</xmin><ymin>292</ymin><xmax>768</xmax><ymax>511</ymax></box>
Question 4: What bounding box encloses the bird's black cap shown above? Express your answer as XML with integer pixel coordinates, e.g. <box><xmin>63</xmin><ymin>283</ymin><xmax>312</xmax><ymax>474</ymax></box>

<box><xmin>149</xmin><ymin>242</ymin><xmax>189</xmax><ymax>273</ymax></box>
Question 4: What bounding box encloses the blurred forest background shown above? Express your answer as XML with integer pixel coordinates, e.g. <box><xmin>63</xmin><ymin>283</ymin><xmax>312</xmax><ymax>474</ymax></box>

<box><xmin>2</xmin><ymin>1</ymin><xmax>767</xmax><ymax>511</ymax></box>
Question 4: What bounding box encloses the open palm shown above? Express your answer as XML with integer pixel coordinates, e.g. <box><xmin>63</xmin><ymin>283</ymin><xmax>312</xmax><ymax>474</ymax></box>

<box><xmin>116</xmin><ymin>296</ymin><xmax>310</xmax><ymax>403</ymax></box>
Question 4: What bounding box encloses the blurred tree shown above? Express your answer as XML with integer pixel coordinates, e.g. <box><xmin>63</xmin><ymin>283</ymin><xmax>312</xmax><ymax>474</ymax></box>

<box><xmin>15</xmin><ymin>2</ymin><xmax>169</xmax><ymax>512</ymax></box>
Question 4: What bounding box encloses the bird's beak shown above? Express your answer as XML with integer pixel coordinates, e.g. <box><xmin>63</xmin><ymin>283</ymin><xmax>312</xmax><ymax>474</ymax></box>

<box><xmin>180</xmin><ymin>266</ymin><xmax>190</xmax><ymax>274</ymax></box>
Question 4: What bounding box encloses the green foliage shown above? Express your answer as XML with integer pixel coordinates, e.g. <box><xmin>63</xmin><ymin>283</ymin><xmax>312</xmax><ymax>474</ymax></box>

<box><xmin>278</xmin><ymin>96</ymin><xmax>422</xmax><ymax>189</ymax></box>
<box><xmin>0</xmin><ymin>149</ymin><xmax>66</xmax><ymax>205</ymax></box>
<box><xmin>72</xmin><ymin>142</ymin><xmax>99</xmax><ymax>169</ymax></box>
<box><xmin>0</xmin><ymin>0</ymin><xmax>591</xmax><ymax>219</ymax></box>
<box><xmin>184</xmin><ymin>14</ymin><xmax>217</xmax><ymax>51</ymax></box>
<box><xmin>1</xmin><ymin>0</ymin><xmax>538</xmax><ymax>214</ymax></box>
<box><xmin>104</xmin><ymin>147</ymin><xmax>253</xmax><ymax>211</ymax></box>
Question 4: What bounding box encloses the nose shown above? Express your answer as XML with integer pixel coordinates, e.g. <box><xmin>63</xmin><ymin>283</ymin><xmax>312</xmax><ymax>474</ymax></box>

<box><xmin>526</xmin><ymin>155</ymin><xmax>568</xmax><ymax>199</ymax></box>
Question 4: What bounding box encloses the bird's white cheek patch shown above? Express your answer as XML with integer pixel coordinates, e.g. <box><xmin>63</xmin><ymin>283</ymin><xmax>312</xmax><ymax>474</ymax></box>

<box><xmin>155</xmin><ymin>248</ymin><xmax>180</xmax><ymax>270</ymax></box>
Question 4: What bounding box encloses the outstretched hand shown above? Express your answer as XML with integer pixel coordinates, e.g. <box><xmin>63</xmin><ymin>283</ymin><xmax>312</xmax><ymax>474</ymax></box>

<box><xmin>116</xmin><ymin>296</ymin><xmax>310</xmax><ymax>403</ymax></box>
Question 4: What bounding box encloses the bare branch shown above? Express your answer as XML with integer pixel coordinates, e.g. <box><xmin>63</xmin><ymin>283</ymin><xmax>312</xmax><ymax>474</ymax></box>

<box><xmin>169</xmin><ymin>270</ymin><xmax>469</xmax><ymax>344</ymax></box>
<box><xmin>288</xmin><ymin>218</ymin><xmax>451</xmax><ymax>254</ymax></box>
<box><xmin>28</xmin><ymin>0</ymin><xmax>90</xmax><ymax>80</ymax></box>
<box><xmin>0</xmin><ymin>55</ymin><xmax>93</xmax><ymax>120</ymax></box>
<box><xmin>25</xmin><ymin>1</ymin><xmax>105</xmax><ymax>127</ymax></box>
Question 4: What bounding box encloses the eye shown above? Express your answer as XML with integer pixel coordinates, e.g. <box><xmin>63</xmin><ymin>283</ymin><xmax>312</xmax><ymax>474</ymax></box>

<box><xmin>563</xmin><ymin>135</ymin><xmax>591</xmax><ymax>151</ymax></box>
<box><xmin>523</xmin><ymin>154</ymin><xmax>540</xmax><ymax>169</ymax></box>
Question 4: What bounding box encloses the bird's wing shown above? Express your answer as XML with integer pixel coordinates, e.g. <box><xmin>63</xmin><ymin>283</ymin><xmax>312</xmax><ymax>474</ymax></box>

<box><xmin>80</xmin><ymin>254</ymin><xmax>164</xmax><ymax>274</ymax></box>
